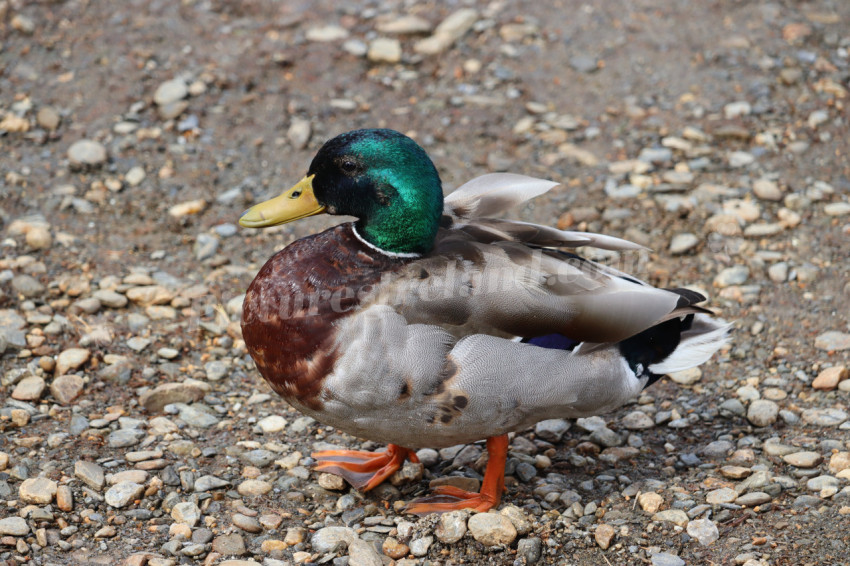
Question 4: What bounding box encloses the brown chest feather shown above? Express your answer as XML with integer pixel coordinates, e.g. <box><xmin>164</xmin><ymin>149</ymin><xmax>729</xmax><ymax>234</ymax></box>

<box><xmin>241</xmin><ymin>223</ymin><xmax>410</xmax><ymax>408</ymax></box>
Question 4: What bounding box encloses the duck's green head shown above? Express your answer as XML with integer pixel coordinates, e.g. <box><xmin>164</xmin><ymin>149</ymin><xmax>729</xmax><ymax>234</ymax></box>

<box><xmin>240</xmin><ymin>128</ymin><xmax>444</xmax><ymax>256</ymax></box>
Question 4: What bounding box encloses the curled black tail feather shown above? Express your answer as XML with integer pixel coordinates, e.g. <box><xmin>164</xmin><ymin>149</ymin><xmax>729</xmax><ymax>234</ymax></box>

<box><xmin>619</xmin><ymin>314</ymin><xmax>695</xmax><ymax>387</ymax></box>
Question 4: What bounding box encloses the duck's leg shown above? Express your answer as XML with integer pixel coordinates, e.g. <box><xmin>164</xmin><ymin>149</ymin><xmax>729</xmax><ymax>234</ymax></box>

<box><xmin>405</xmin><ymin>434</ymin><xmax>508</xmax><ymax>515</ymax></box>
<box><xmin>312</xmin><ymin>444</ymin><xmax>419</xmax><ymax>491</ymax></box>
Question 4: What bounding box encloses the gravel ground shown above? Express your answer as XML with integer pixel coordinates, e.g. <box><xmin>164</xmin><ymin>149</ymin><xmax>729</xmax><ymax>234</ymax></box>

<box><xmin>2</xmin><ymin>1</ymin><xmax>850</xmax><ymax>565</ymax></box>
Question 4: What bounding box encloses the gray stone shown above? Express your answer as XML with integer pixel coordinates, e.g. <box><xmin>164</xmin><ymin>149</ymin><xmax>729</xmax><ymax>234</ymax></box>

<box><xmin>669</xmin><ymin>233</ymin><xmax>699</xmax><ymax>255</ymax></box>
<box><xmin>107</xmin><ymin>428</ymin><xmax>144</xmax><ymax>448</ymax></box>
<box><xmin>621</xmin><ymin>410</ymin><xmax>655</xmax><ymax>430</ymax></box>
<box><xmin>174</xmin><ymin>403</ymin><xmax>219</xmax><ymax>428</ymax></box>
<box><xmin>194</xmin><ymin>475</ymin><xmax>230</xmax><ymax>492</ymax></box>
<box><xmin>11</xmin><ymin>274</ymin><xmax>45</xmax><ymax>297</ymax></box>
<box><xmin>105</xmin><ymin>481</ymin><xmax>144</xmax><ymax>508</ymax></box>
<box><xmin>807</xmin><ymin>475</ymin><xmax>839</xmax><ymax>492</ymax></box>
<box><xmin>75</xmin><ymin>461</ymin><xmax>105</xmax><ymax>491</ymax></box>
<box><xmin>706</xmin><ymin>487</ymin><xmax>737</xmax><ymax>505</ymax></box>
<box><xmin>257</xmin><ymin>415</ymin><xmax>287</xmax><ymax>434</ymax></box>
<box><xmin>171</xmin><ymin>501</ymin><xmax>201</xmax><ymax>527</ymax></box>
<box><xmin>194</xmin><ymin>233</ymin><xmax>219</xmax><ymax>261</ymax></box>
<box><xmin>515</xmin><ymin>462</ymin><xmax>537</xmax><ymax>482</ymax></box>
<box><xmin>534</xmin><ymin>418</ymin><xmax>570</xmax><ymax>442</ymax></box>
<box><xmin>50</xmin><ymin>374</ymin><xmax>85</xmax><ymax>405</ymax></box>
<box><xmin>652</xmin><ymin>509</ymin><xmax>689</xmax><ymax>526</ymax></box>
<box><xmin>500</xmin><ymin>505</ymin><xmax>532</xmax><ymax>535</ymax></box>
<box><xmin>728</xmin><ymin>151</ymin><xmax>755</xmax><ymax>168</ymax></box>
<box><xmin>214</xmin><ymin>223</ymin><xmax>238</xmax><ymax>238</ymax></box>
<box><xmin>802</xmin><ymin>408</ymin><xmax>847</xmax><ymax>426</ymax></box>
<box><xmin>719</xmin><ymin>398</ymin><xmax>746</xmax><ymax>417</ymax></box>
<box><xmin>140</xmin><ymin>381</ymin><xmax>207</xmax><ymax>413</ymax></box>
<box><xmin>702</xmin><ymin>440</ymin><xmax>734</xmax><ymax>458</ymax></box>
<box><xmin>287</xmin><ymin>118</ymin><xmax>312</xmax><ymax>149</ymax></box>
<box><xmin>414</xmin><ymin>8</ymin><xmax>478</xmax><ymax>55</ymax></box>
<box><xmin>348</xmin><ymin>538</ymin><xmax>383</xmax><ymax>566</ymax></box>
<box><xmin>714</xmin><ymin>265</ymin><xmax>749</xmax><ymax>288</ymax></box>
<box><xmin>753</xmin><ymin>178</ymin><xmax>783</xmax><ymax>201</ymax></box>
<box><xmin>435</xmin><ymin>510</ymin><xmax>468</xmax><ymax>543</ymax></box>
<box><xmin>125</xmin><ymin>166</ymin><xmax>146</xmax><ymax>187</ymax></box>
<box><xmin>37</xmin><ymin>106</ymin><xmax>61</xmax><ymax>130</ymax></box>
<box><xmin>747</xmin><ymin>399</ymin><xmax>779</xmax><ymax>427</ymax></box>
<box><xmin>783</xmin><ymin>451</ymin><xmax>823</xmax><ymax>468</ymax></box>
<box><xmin>590</xmin><ymin>427</ymin><xmax>622</xmax><ymax>447</ymax></box>
<box><xmin>342</xmin><ymin>39</ymin><xmax>369</xmax><ymax>57</ymax></box>
<box><xmin>570</xmin><ymin>54</ymin><xmax>599</xmax><ymax>73</ymax></box>
<box><xmin>311</xmin><ymin>526</ymin><xmax>358</xmax><ymax>553</ymax></box>
<box><xmin>368</xmin><ymin>38</ymin><xmax>402</xmax><ymax>63</ymax></box>
<box><xmin>735</xmin><ymin>491</ymin><xmax>772</xmax><ymax>506</ymax></box>
<box><xmin>241</xmin><ymin>449</ymin><xmax>276</xmax><ymax>468</ymax></box>
<box><xmin>126</xmin><ymin>336</ymin><xmax>150</xmax><ymax>352</ymax></box>
<box><xmin>212</xmin><ymin>533</ymin><xmax>246</xmax><ymax>555</ymax></box>
<box><xmin>0</xmin><ymin>516</ymin><xmax>29</xmax><ymax>536</ymax></box>
<box><xmin>416</xmin><ymin>448</ymin><xmax>439</xmax><ymax>467</ymax></box>
<box><xmin>305</xmin><ymin>25</ymin><xmax>349</xmax><ymax>42</ymax></box>
<box><xmin>825</xmin><ymin>202</ymin><xmax>850</xmax><ymax>216</ymax></box>
<box><xmin>517</xmin><ymin>537</ymin><xmax>542</xmax><ymax>563</ymax></box>
<box><xmin>793</xmin><ymin>495</ymin><xmax>823</xmax><ymax>509</ymax></box>
<box><xmin>70</xmin><ymin>413</ymin><xmax>90</xmax><ymax>435</ymax></box>
<box><xmin>768</xmin><ymin>262</ymin><xmax>789</xmax><ymax>282</ymax></box>
<box><xmin>154</xmin><ymin>79</ymin><xmax>188</xmax><ymax>106</ymax></box>
<box><xmin>638</xmin><ymin>147</ymin><xmax>673</xmax><ymax>163</ymax></box>
<box><xmin>651</xmin><ymin>552</ymin><xmax>685</xmax><ymax>566</ymax></box>
<box><xmin>68</xmin><ymin>139</ymin><xmax>107</xmax><ymax>167</ymax></box>
<box><xmin>236</xmin><ymin>479</ymin><xmax>272</xmax><ymax>497</ymax></box>
<box><xmin>204</xmin><ymin>360</ymin><xmax>228</xmax><ymax>381</ymax></box>
<box><xmin>736</xmin><ymin>471</ymin><xmax>771</xmax><ymax>495</ymax></box>
<box><xmin>724</xmin><ymin>101</ymin><xmax>751</xmax><ymax>119</ymax></box>
<box><xmin>574</xmin><ymin>416</ymin><xmax>607</xmax><ymax>432</ymax></box>
<box><xmin>814</xmin><ymin>331</ymin><xmax>850</xmax><ymax>351</ymax></box>
<box><xmin>232</xmin><ymin>512</ymin><xmax>262</xmax><ymax>533</ymax></box>
<box><xmin>409</xmin><ymin>535</ymin><xmax>434</xmax><ymax>557</ymax></box>
<box><xmin>468</xmin><ymin>512</ymin><xmax>517</xmax><ymax>546</ymax></box>
<box><xmin>686</xmin><ymin>518</ymin><xmax>719</xmax><ymax>546</ymax></box>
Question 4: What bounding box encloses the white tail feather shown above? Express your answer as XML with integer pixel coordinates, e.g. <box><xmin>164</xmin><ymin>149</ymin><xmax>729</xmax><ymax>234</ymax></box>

<box><xmin>649</xmin><ymin>316</ymin><xmax>732</xmax><ymax>375</ymax></box>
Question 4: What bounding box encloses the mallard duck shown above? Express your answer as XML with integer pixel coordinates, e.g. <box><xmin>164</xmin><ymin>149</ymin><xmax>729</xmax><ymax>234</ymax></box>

<box><xmin>239</xmin><ymin>128</ymin><xmax>729</xmax><ymax>514</ymax></box>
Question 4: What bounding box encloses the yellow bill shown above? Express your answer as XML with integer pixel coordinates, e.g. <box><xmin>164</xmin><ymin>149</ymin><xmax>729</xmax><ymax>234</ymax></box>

<box><xmin>239</xmin><ymin>175</ymin><xmax>326</xmax><ymax>228</ymax></box>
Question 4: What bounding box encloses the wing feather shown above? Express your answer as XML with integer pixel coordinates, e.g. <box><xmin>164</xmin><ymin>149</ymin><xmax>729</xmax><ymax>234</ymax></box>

<box><xmin>444</xmin><ymin>173</ymin><xmax>560</xmax><ymax>219</ymax></box>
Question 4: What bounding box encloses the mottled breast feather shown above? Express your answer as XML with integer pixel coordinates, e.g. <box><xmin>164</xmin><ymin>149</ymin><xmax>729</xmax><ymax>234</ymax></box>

<box><xmin>241</xmin><ymin>223</ymin><xmax>412</xmax><ymax>409</ymax></box>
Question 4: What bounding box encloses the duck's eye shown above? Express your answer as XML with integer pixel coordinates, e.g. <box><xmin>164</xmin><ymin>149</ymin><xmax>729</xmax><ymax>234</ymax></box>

<box><xmin>340</xmin><ymin>160</ymin><xmax>358</xmax><ymax>173</ymax></box>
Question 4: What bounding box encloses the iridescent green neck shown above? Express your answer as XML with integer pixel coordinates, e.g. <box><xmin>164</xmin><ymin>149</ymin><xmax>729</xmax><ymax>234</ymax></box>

<box><xmin>350</xmin><ymin>134</ymin><xmax>443</xmax><ymax>255</ymax></box>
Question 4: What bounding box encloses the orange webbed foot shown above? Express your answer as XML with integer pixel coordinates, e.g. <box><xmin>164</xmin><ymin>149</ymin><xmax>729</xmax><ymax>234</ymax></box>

<box><xmin>312</xmin><ymin>443</ymin><xmax>418</xmax><ymax>491</ymax></box>
<box><xmin>405</xmin><ymin>435</ymin><xmax>509</xmax><ymax>515</ymax></box>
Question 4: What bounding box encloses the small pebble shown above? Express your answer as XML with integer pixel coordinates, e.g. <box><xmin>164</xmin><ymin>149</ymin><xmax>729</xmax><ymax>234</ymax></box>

<box><xmin>105</xmin><ymin>482</ymin><xmax>144</xmax><ymax>508</ymax></box>
<box><xmin>19</xmin><ymin>477</ymin><xmax>57</xmax><ymax>504</ymax></box>
<box><xmin>812</xmin><ymin>366</ymin><xmax>847</xmax><ymax>390</ymax></box>
<box><xmin>652</xmin><ymin>509</ymin><xmax>689</xmax><ymax>527</ymax></box>
<box><xmin>638</xmin><ymin>492</ymin><xmax>664</xmax><ymax>514</ymax></box>
<box><xmin>68</xmin><ymin>139</ymin><xmax>107</xmax><ymax>167</ymax></box>
<box><xmin>594</xmin><ymin>523</ymin><xmax>615</xmax><ymax>549</ymax></box>
<box><xmin>435</xmin><ymin>510</ymin><xmax>469</xmax><ymax>543</ymax></box>
<box><xmin>687</xmin><ymin>518</ymin><xmax>719</xmax><ymax>546</ymax></box>
<box><xmin>783</xmin><ymin>451</ymin><xmax>823</xmax><ymax>468</ymax></box>
<box><xmin>171</xmin><ymin>501</ymin><xmax>202</xmax><ymax>527</ymax></box>
<box><xmin>467</xmin><ymin>512</ymin><xmax>517</xmax><ymax>546</ymax></box>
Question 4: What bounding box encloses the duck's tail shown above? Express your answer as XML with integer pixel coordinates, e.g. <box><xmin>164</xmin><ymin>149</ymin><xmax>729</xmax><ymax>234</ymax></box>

<box><xmin>618</xmin><ymin>313</ymin><xmax>731</xmax><ymax>386</ymax></box>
